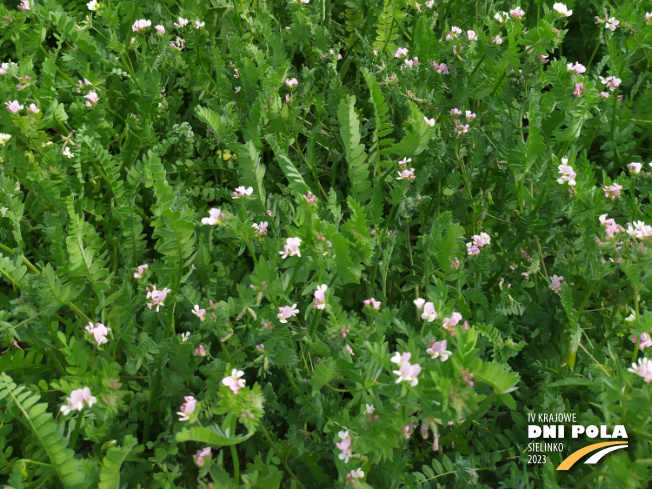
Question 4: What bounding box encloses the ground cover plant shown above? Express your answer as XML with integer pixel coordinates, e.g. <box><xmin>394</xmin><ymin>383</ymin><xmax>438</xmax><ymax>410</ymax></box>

<box><xmin>1</xmin><ymin>0</ymin><xmax>652</xmax><ymax>487</ymax></box>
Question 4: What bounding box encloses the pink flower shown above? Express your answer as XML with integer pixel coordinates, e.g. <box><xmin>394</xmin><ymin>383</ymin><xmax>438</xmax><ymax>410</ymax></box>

<box><xmin>605</xmin><ymin>17</ymin><xmax>619</xmax><ymax>31</ymax></box>
<box><xmin>495</xmin><ymin>11</ymin><xmax>509</xmax><ymax>23</ymax></box>
<box><xmin>451</xmin><ymin>257</ymin><xmax>460</xmax><ymax>269</ymax></box>
<box><xmin>345</xmin><ymin>344</ymin><xmax>354</xmax><ymax>355</ymax></box>
<box><xmin>174</xmin><ymin>17</ymin><xmax>189</xmax><ymax>28</ymax></box>
<box><xmin>28</xmin><ymin>103</ymin><xmax>39</xmax><ymax>114</ymax></box>
<box><xmin>628</xmin><ymin>358</ymin><xmax>652</xmax><ymax>382</ymax></box>
<box><xmin>465</xmin><ymin>110</ymin><xmax>476</xmax><ymax>122</ymax></box>
<box><xmin>133</xmin><ymin>264</ymin><xmax>148</xmax><ymax>279</ymax></box>
<box><xmin>132</xmin><ymin>19</ymin><xmax>152</xmax><ymax>32</ymax></box>
<box><xmin>414</xmin><ymin>298</ymin><xmax>425</xmax><ymax>310</ymax></box>
<box><xmin>603</xmin><ymin>182</ymin><xmax>622</xmax><ymax>200</ymax></box>
<box><xmin>177</xmin><ymin>396</ymin><xmax>197</xmax><ymax>421</ymax></box>
<box><xmin>277</xmin><ymin>304</ymin><xmax>299</xmax><ymax>323</ymax></box>
<box><xmin>466</xmin><ymin>243</ymin><xmax>480</xmax><ymax>256</ymax></box>
<box><xmin>391</xmin><ymin>351</ymin><xmax>412</xmax><ymax>367</ymax></box>
<box><xmin>427</xmin><ymin>340</ymin><xmax>451</xmax><ymax>361</ymax></box>
<box><xmin>398</xmin><ymin>157</ymin><xmax>411</xmax><ymax>168</ymax></box>
<box><xmin>18</xmin><ymin>0</ymin><xmax>30</xmax><ymax>10</ymax></box>
<box><xmin>567</xmin><ymin>62</ymin><xmax>586</xmax><ymax>74</ymax></box>
<box><xmin>181</xmin><ymin>332</ymin><xmax>190</xmax><ymax>342</ymax></box>
<box><xmin>397</xmin><ymin>168</ymin><xmax>416</xmax><ymax>180</ymax></box>
<box><xmin>646</xmin><ymin>12</ymin><xmax>652</xmax><ymax>23</ymax></box>
<box><xmin>313</xmin><ymin>284</ymin><xmax>327</xmax><ymax>309</ymax></box>
<box><xmin>279</xmin><ymin>237</ymin><xmax>302</xmax><ymax>259</ymax></box>
<box><xmin>60</xmin><ymin>387</ymin><xmax>96</xmax><ymax>415</ymax></box>
<box><xmin>628</xmin><ymin>162</ymin><xmax>642</xmax><ymax>174</ymax></box>
<box><xmin>599</xmin><ymin>91</ymin><xmax>610</xmax><ymax>99</ymax></box>
<box><xmin>549</xmin><ymin>275</ymin><xmax>564</xmax><ymax>293</ymax></box>
<box><xmin>345</xmin><ymin>469</ymin><xmax>364</xmax><ymax>485</ymax></box>
<box><xmin>450</xmin><ymin>108</ymin><xmax>462</xmax><ymax>116</ymax></box>
<box><xmin>155</xmin><ymin>25</ymin><xmax>165</xmax><ymax>35</ymax></box>
<box><xmin>425</xmin><ymin>0</ymin><xmax>434</xmax><ymax>7</ymax></box>
<box><xmin>600</xmin><ymin>75</ymin><xmax>621</xmax><ymax>91</ymax></box>
<box><xmin>626</xmin><ymin>221</ymin><xmax>652</xmax><ymax>239</ymax></box>
<box><xmin>336</xmin><ymin>430</ymin><xmax>353</xmax><ymax>462</ymax></box>
<box><xmin>363</xmin><ymin>298</ymin><xmax>381</xmax><ymax>310</ymax></box>
<box><xmin>472</xmin><ymin>233</ymin><xmax>491</xmax><ymax>247</ymax></box>
<box><xmin>256</xmin><ymin>344</ymin><xmax>264</xmax><ymax>351</ymax></box>
<box><xmin>194</xmin><ymin>20</ymin><xmax>205</xmax><ymax>29</ymax></box>
<box><xmin>633</xmin><ymin>333</ymin><xmax>652</xmax><ymax>349</ymax></box>
<box><xmin>557</xmin><ymin>158</ymin><xmax>577</xmax><ymax>186</ymax></box>
<box><xmin>85</xmin><ymin>92</ymin><xmax>99</xmax><ymax>107</ymax></box>
<box><xmin>393</xmin><ymin>362</ymin><xmax>421</xmax><ymax>386</ymax></box>
<box><xmin>442</xmin><ymin>312</ymin><xmax>463</xmax><ymax>330</ymax></box>
<box><xmin>192</xmin><ymin>305</ymin><xmax>206</xmax><ymax>322</ymax></box>
<box><xmin>146</xmin><ymin>285</ymin><xmax>171</xmax><ymax>312</ymax></box>
<box><xmin>467</xmin><ymin>30</ymin><xmax>478</xmax><ymax>41</ymax></box>
<box><xmin>194</xmin><ymin>447</ymin><xmax>211</xmax><ymax>467</ymax></box>
<box><xmin>169</xmin><ymin>38</ymin><xmax>185</xmax><ymax>51</ymax></box>
<box><xmin>421</xmin><ymin>302</ymin><xmax>438</xmax><ymax>322</ymax></box>
<box><xmin>252</xmin><ymin>221</ymin><xmax>268</xmax><ymax>236</ymax></box>
<box><xmin>5</xmin><ymin>101</ymin><xmax>23</xmax><ymax>114</ymax></box>
<box><xmin>455</xmin><ymin>121</ymin><xmax>470</xmax><ymax>135</ymax></box>
<box><xmin>194</xmin><ymin>344</ymin><xmax>207</xmax><ymax>356</ymax></box>
<box><xmin>85</xmin><ymin>321</ymin><xmax>111</xmax><ymax>345</ymax></box>
<box><xmin>231</xmin><ymin>186</ymin><xmax>253</xmax><ymax>199</ymax></box>
<box><xmin>201</xmin><ymin>208</ymin><xmax>222</xmax><ymax>225</ymax></box>
<box><xmin>599</xmin><ymin>214</ymin><xmax>623</xmax><ymax>238</ymax></box>
<box><xmin>222</xmin><ymin>369</ymin><xmax>246</xmax><ymax>394</ymax></box>
<box><xmin>510</xmin><ymin>7</ymin><xmax>525</xmax><ymax>20</ymax></box>
<box><xmin>573</xmin><ymin>82</ymin><xmax>584</xmax><ymax>97</ymax></box>
<box><xmin>405</xmin><ymin>57</ymin><xmax>418</xmax><ymax>68</ymax></box>
<box><xmin>302</xmin><ymin>191</ymin><xmax>318</xmax><ymax>204</ymax></box>
<box><xmin>394</xmin><ymin>47</ymin><xmax>408</xmax><ymax>58</ymax></box>
<box><xmin>491</xmin><ymin>35</ymin><xmax>503</xmax><ymax>45</ymax></box>
<box><xmin>285</xmin><ymin>78</ymin><xmax>299</xmax><ymax>88</ymax></box>
<box><xmin>424</xmin><ymin>116</ymin><xmax>435</xmax><ymax>127</ymax></box>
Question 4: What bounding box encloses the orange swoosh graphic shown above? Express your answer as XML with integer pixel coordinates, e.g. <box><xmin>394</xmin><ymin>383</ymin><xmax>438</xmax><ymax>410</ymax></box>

<box><xmin>556</xmin><ymin>441</ymin><xmax>628</xmax><ymax>470</ymax></box>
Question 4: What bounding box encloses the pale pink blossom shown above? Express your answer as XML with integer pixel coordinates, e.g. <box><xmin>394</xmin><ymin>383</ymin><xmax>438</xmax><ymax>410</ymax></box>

<box><xmin>510</xmin><ymin>7</ymin><xmax>525</xmax><ymax>20</ymax></box>
<box><xmin>0</xmin><ymin>62</ymin><xmax>17</xmax><ymax>75</ymax></box>
<box><xmin>277</xmin><ymin>304</ymin><xmax>299</xmax><ymax>323</ymax></box>
<box><xmin>279</xmin><ymin>237</ymin><xmax>302</xmax><ymax>259</ymax></box>
<box><xmin>5</xmin><ymin>101</ymin><xmax>23</xmax><ymax>114</ymax></box>
<box><xmin>85</xmin><ymin>92</ymin><xmax>99</xmax><ymax>107</ymax></box>
<box><xmin>155</xmin><ymin>25</ymin><xmax>165</xmax><ymax>35</ymax></box>
<box><xmin>414</xmin><ymin>298</ymin><xmax>426</xmax><ymax>310</ymax></box>
<box><xmin>346</xmin><ymin>344</ymin><xmax>354</xmax><ymax>355</ymax></box>
<box><xmin>553</xmin><ymin>3</ymin><xmax>572</xmax><ymax>17</ymax></box>
<box><xmin>391</xmin><ymin>351</ymin><xmax>412</xmax><ymax>367</ymax></box>
<box><xmin>252</xmin><ymin>221</ymin><xmax>268</xmax><ymax>236</ymax></box>
<box><xmin>397</xmin><ymin>168</ymin><xmax>416</xmax><ymax>180</ymax></box>
<box><xmin>605</xmin><ymin>17</ymin><xmax>619</xmax><ymax>31</ymax></box>
<box><xmin>398</xmin><ymin>157</ymin><xmax>412</xmax><ymax>168</ymax></box>
<box><xmin>345</xmin><ymin>468</ymin><xmax>364</xmax><ymax>485</ymax></box>
<box><xmin>169</xmin><ymin>38</ymin><xmax>185</xmax><ymax>51</ymax></box>
<box><xmin>285</xmin><ymin>78</ymin><xmax>299</xmax><ymax>88</ymax></box>
<box><xmin>28</xmin><ymin>103</ymin><xmax>39</xmax><ymax>114</ymax></box>
<box><xmin>336</xmin><ymin>430</ymin><xmax>353</xmax><ymax>463</ymax></box>
<box><xmin>18</xmin><ymin>0</ymin><xmax>30</xmax><ymax>10</ymax></box>
<box><xmin>646</xmin><ymin>12</ymin><xmax>652</xmax><ymax>23</ymax></box>
<box><xmin>450</xmin><ymin>108</ymin><xmax>462</xmax><ymax>116</ymax></box>
<box><xmin>628</xmin><ymin>162</ymin><xmax>642</xmax><ymax>174</ymax></box>
<box><xmin>450</xmin><ymin>26</ymin><xmax>462</xmax><ymax>36</ymax></box>
<box><xmin>626</xmin><ymin>221</ymin><xmax>652</xmax><ymax>239</ymax></box>
<box><xmin>451</xmin><ymin>257</ymin><xmax>461</xmax><ymax>269</ymax></box>
<box><xmin>431</xmin><ymin>62</ymin><xmax>449</xmax><ymax>74</ymax></box>
<box><xmin>365</xmin><ymin>404</ymin><xmax>375</xmax><ymax>414</ymax></box>
<box><xmin>599</xmin><ymin>214</ymin><xmax>623</xmax><ymax>238</ymax></box>
<box><xmin>132</xmin><ymin>19</ymin><xmax>152</xmax><ymax>32</ymax></box>
<box><xmin>302</xmin><ymin>191</ymin><xmax>318</xmax><ymax>204</ymax></box>
<box><xmin>567</xmin><ymin>62</ymin><xmax>586</xmax><ymax>74</ymax></box>
<box><xmin>424</xmin><ymin>116</ymin><xmax>435</xmax><ymax>127</ymax></box>
<box><xmin>192</xmin><ymin>305</ymin><xmax>206</xmax><ymax>322</ymax></box>
<box><xmin>467</xmin><ymin>30</ymin><xmax>478</xmax><ymax>41</ymax></box>
<box><xmin>194</xmin><ymin>20</ymin><xmax>205</xmax><ymax>29</ymax></box>
<box><xmin>177</xmin><ymin>396</ymin><xmax>197</xmax><ymax>421</ymax></box>
<box><xmin>573</xmin><ymin>82</ymin><xmax>584</xmax><ymax>97</ymax></box>
<box><xmin>557</xmin><ymin>158</ymin><xmax>577</xmax><ymax>186</ymax></box>
<box><xmin>404</xmin><ymin>57</ymin><xmax>418</xmax><ymax>68</ymax></box>
<box><xmin>394</xmin><ymin>47</ymin><xmax>408</xmax><ymax>58</ymax></box>
<box><xmin>600</xmin><ymin>75</ymin><xmax>621</xmax><ymax>92</ymax></box>
<box><xmin>465</xmin><ymin>110</ymin><xmax>476</xmax><ymax>121</ymax></box>
<box><xmin>425</xmin><ymin>0</ymin><xmax>434</xmax><ymax>7</ymax></box>
<box><xmin>194</xmin><ymin>447</ymin><xmax>211</xmax><ymax>467</ymax></box>
<box><xmin>313</xmin><ymin>284</ymin><xmax>327</xmax><ymax>309</ymax></box>
<box><xmin>222</xmin><ymin>369</ymin><xmax>246</xmax><ymax>394</ymax></box>
<box><xmin>603</xmin><ymin>182</ymin><xmax>622</xmax><ymax>200</ymax></box>
<box><xmin>426</xmin><ymin>339</ymin><xmax>451</xmax><ymax>361</ymax></box>
<box><xmin>201</xmin><ymin>208</ymin><xmax>222</xmax><ymax>225</ymax></box>
<box><xmin>599</xmin><ymin>91</ymin><xmax>610</xmax><ymax>99</ymax></box>
<box><xmin>174</xmin><ymin>17</ymin><xmax>189</xmax><ymax>28</ymax></box>
<box><xmin>393</xmin><ymin>361</ymin><xmax>421</xmax><ymax>386</ymax></box>
<box><xmin>549</xmin><ymin>275</ymin><xmax>564</xmax><ymax>293</ymax></box>
<box><xmin>146</xmin><ymin>285</ymin><xmax>171</xmax><ymax>312</ymax></box>
<box><xmin>194</xmin><ymin>345</ymin><xmax>207</xmax><ymax>356</ymax></box>
<box><xmin>181</xmin><ymin>332</ymin><xmax>190</xmax><ymax>342</ymax></box>
<box><xmin>466</xmin><ymin>243</ymin><xmax>480</xmax><ymax>256</ymax></box>
<box><xmin>628</xmin><ymin>357</ymin><xmax>652</xmax><ymax>382</ymax></box>
<box><xmin>231</xmin><ymin>186</ymin><xmax>253</xmax><ymax>199</ymax></box>
<box><xmin>633</xmin><ymin>333</ymin><xmax>652</xmax><ymax>349</ymax></box>
<box><xmin>421</xmin><ymin>302</ymin><xmax>438</xmax><ymax>322</ymax></box>
<box><xmin>85</xmin><ymin>321</ymin><xmax>111</xmax><ymax>345</ymax></box>
<box><xmin>363</xmin><ymin>298</ymin><xmax>381</xmax><ymax>310</ymax></box>
<box><xmin>495</xmin><ymin>11</ymin><xmax>509</xmax><ymax>23</ymax></box>
<box><xmin>442</xmin><ymin>312</ymin><xmax>463</xmax><ymax>330</ymax></box>
<box><xmin>256</xmin><ymin>344</ymin><xmax>264</xmax><ymax>351</ymax></box>
<box><xmin>491</xmin><ymin>35</ymin><xmax>503</xmax><ymax>45</ymax></box>
<box><xmin>455</xmin><ymin>121</ymin><xmax>469</xmax><ymax>135</ymax></box>
<box><xmin>60</xmin><ymin>387</ymin><xmax>96</xmax><ymax>415</ymax></box>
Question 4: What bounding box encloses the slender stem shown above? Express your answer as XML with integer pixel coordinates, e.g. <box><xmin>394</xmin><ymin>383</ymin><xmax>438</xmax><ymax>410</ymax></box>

<box><xmin>0</xmin><ymin>243</ymin><xmax>40</xmax><ymax>273</ymax></box>
<box><xmin>69</xmin><ymin>408</ymin><xmax>85</xmax><ymax>448</ymax></box>
<box><xmin>229</xmin><ymin>418</ymin><xmax>240</xmax><ymax>483</ymax></box>
<box><xmin>632</xmin><ymin>286</ymin><xmax>641</xmax><ymax>363</ymax></box>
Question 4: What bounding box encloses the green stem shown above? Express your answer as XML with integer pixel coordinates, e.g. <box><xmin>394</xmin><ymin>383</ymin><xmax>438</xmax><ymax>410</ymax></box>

<box><xmin>230</xmin><ymin>418</ymin><xmax>240</xmax><ymax>483</ymax></box>
<box><xmin>260</xmin><ymin>424</ymin><xmax>307</xmax><ymax>489</ymax></box>
<box><xmin>632</xmin><ymin>286</ymin><xmax>640</xmax><ymax>363</ymax></box>
<box><xmin>69</xmin><ymin>408</ymin><xmax>85</xmax><ymax>448</ymax></box>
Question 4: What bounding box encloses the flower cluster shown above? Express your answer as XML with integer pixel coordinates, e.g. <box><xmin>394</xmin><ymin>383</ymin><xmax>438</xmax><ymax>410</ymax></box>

<box><xmin>599</xmin><ymin>215</ymin><xmax>623</xmax><ymax>238</ymax></box>
<box><xmin>557</xmin><ymin>158</ymin><xmax>577</xmax><ymax>186</ymax></box>
<box><xmin>86</xmin><ymin>321</ymin><xmax>111</xmax><ymax>345</ymax></box>
<box><xmin>603</xmin><ymin>182</ymin><xmax>622</xmax><ymax>200</ymax></box>
<box><xmin>60</xmin><ymin>387</ymin><xmax>97</xmax><ymax>415</ymax></box>
<box><xmin>232</xmin><ymin>186</ymin><xmax>253</xmax><ymax>199</ymax></box>
<box><xmin>201</xmin><ymin>208</ymin><xmax>222</xmax><ymax>225</ymax></box>
<box><xmin>279</xmin><ymin>237</ymin><xmax>302</xmax><ymax>258</ymax></box>
<box><xmin>626</xmin><ymin>221</ymin><xmax>652</xmax><ymax>239</ymax></box>
<box><xmin>336</xmin><ymin>430</ymin><xmax>353</xmax><ymax>463</ymax></box>
<box><xmin>222</xmin><ymin>369</ymin><xmax>246</xmax><ymax>394</ymax></box>
<box><xmin>466</xmin><ymin>233</ymin><xmax>491</xmax><ymax>256</ymax></box>
<box><xmin>146</xmin><ymin>285</ymin><xmax>171</xmax><ymax>312</ymax></box>
<box><xmin>363</xmin><ymin>298</ymin><xmax>381</xmax><ymax>310</ymax></box>
<box><xmin>628</xmin><ymin>358</ymin><xmax>652</xmax><ymax>382</ymax></box>
<box><xmin>414</xmin><ymin>298</ymin><xmax>437</xmax><ymax>322</ymax></box>
<box><xmin>391</xmin><ymin>352</ymin><xmax>421</xmax><ymax>386</ymax></box>
<box><xmin>132</xmin><ymin>19</ymin><xmax>152</xmax><ymax>32</ymax></box>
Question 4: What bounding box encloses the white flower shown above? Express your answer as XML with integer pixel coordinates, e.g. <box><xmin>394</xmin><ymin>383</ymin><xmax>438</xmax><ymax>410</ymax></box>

<box><xmin>87</xmin><ymin>0</ymin><xmax>100</xmax><ymax>10</ymax></box>
<box><xmin>62</xmin><ymin>147</ymin><xmax>74</xmax><ymax>158</ymax></box>
<box><xmin>552</xmin><ymin>3</ymin><xmax>572</xmax><ymax>17</ymax></box>
<box><xmin>0</xmin><ymin>133</ymin><xmax>11</xmax><ymax>145</ymax></box>
<box><xmin>132</xmin><ymin>19</ymin><xmax>152</xmax><ymax>32</ymax></box>
<box><xmin>201</xmin><ymin>208</ymin><xmax>221</xmax><ymax>225</ymax></box>
<box><xmin>155</xmin><ymin>25</ymin><xmax>165</xmax><ymax>35</ymax></box>
<box><xmin>60</xmin><ymin>387</ymin><xmax>96</xmax><ymax>415</ymax></box>
<box><xmin>279</xmin><ymin>237</ymin><xmax>302</xmax><ymax>259</ymax></box>
<box><xmin>174</xmin><ymin>17</ymin><xmax>189</xmax><ymax>28</ymax></box>
<box><xmin>424</xmin><ymin>116</ymin><xmax>435</xmax><ymax>127</ymax></box>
